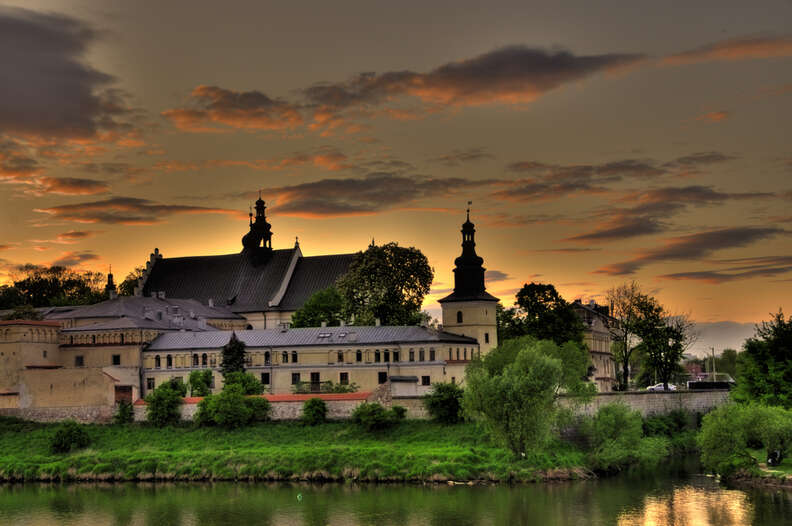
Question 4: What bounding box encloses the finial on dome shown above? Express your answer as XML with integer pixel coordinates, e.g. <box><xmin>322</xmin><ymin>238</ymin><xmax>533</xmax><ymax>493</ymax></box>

<box><xmin>466</xmin><ymin>200</ymin><xmax>472</xmax><ymax>222</ymax></box>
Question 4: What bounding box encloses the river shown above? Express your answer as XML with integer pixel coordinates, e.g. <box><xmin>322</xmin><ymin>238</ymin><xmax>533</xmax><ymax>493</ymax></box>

<box><xmin>0</xmin><ymin>460</ymin><xmax>790</xmax><ymax>525</ymax></box>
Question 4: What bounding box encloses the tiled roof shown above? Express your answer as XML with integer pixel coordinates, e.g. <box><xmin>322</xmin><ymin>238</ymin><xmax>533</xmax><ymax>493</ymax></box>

<box><xmin>0</xmin><ymin>320</ymin><xmax>61</xmax><ymax>327</ymax></box>
<box><xmin>147</xmin><ymin>325</ymin><xmax>478</xmax><ymax>351</ymax></box>
<box><xmin>143</xmin><ymin>250</ymin><xmax>297</xmax><ymax>311</ymax></box>
<box><xmin>61</xmin><ymin>316</ymin><xmax>216</xmax><ymax>332</ymax></box>
<box><xmin>46</xmin><ymin>296</ymin><xmax>241</xmax><ymax>321</ymax></box>
<box><xmin>277</xmin><ymin>254</ymin><xmax>356</xmax><ymax>310</ymax></box>
<box><xmin>438</xmin><ymin>290</ymin><xmax>499</xmax><ymax>303</ymax></box>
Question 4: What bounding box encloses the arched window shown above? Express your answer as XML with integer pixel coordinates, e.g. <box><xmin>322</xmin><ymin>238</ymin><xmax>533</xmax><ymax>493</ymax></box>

<box><xmin>356</xmin><ymin>350</ymin><xmax>362</xmax><ymax>362</ymax></box>
<box><xmin>282</xmin><ymin>351</ymin><xmax>289</xmax><ymax>363</ymax></box>
<box><xmin>166</xmin><ymin>355</ymin><xmax>173</xmax><ymax>369</ymax></box>
<box><xmin>464</xmin><ymin>349</ymin><xmax>467</xmax><ymax>360</ymax></box>
<box><xmin>193</xmin><ymin>354</ymin><xmax>199</xmax><ymax>367</ymax></box>
<box><xmin>291</xmin><ymin>351</ymin><xmax>298</xmax><ymax>363</ymax></box>
<box><xmin>484</xmin><ymin>333</ymin><xmax>489</xmax><ymax>344</ymax></box>
<box><xmin>456</xmin><ymin>311</ymin><xmax>463</xmax><ymax>323</ymax></box>
<box><xmin>374</xmin><ymin>350</ymin><xmax>381</xmax><ymax>363</ymax></box>
<box><xmin>120</xmin><ymin>333</ymin><xmax>125</xmax><ymax>344</ymax></box>
<box><xmin>264</xmin><ymin>351</ymin><xmax>271</xmax><ymax>365</ymax></box>
<box><xmin>155</xmin><ymin>355</ymin><xmax>161</xmax><ymax>369</ymax></box>
<box><xmin>69</xmin><ymin>336</ymin><xmax>74</xmax><ymax>345</ymax></box>
<box><xmin>246</xmin><ymin>324</ymin><xmax>253</xmax><ymax>330</ymax></box>
<box><xmin>202</xmin><ymin>353</ymin><xmax>208</xmax><ymax>367</ymax></box>
<box><xmin>91</xmin><ymin>335</ymin><xmax>96</xmax><ymax>344</ymax></box>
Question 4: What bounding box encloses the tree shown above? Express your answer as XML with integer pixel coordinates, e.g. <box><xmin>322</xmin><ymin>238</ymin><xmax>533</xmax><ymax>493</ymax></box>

<box><xmin>188</xmin><ymin>369</ymin><xmax>213</xmax><ymax>396</ymax></box>
<box><xmin>302</xmin><ymin>398</ymin><xmax>328</xmax><ymax>426</ymax></box>
<box><xmin>220</xmin><ymin>332</ymin><xmax>246</xmax><ymax>377</ymax></box>
<box><xmin>145</xmin><ymin>379</ymin><xmax>185</xmax><ymax>427</ymax></box>
<box><xmin>2</xmin><ymin>304</ymin><xmax>43</xmax><ymax>320</ymax></box>
<box><xmin>715</xmin><ymin>348</ymin><xmax>738</xmax><ymax>378</ymax></box>
<box><xmin>0</xmin><ymin>285</ymin><xmax>24</xmax><ymax>309</ymax></box>
<box><xmin>733</xmin><ymin>310</ymin><xmax>792</xmax><ymax>408</ymax></box>
<box><xmin>634</xmin><ymin>303</ymin><xmax>695</xmax><ymax>391</ymax></box>
<box><xmin>290</xmin><ymin>286</ymin><xmax>346</xmax><ymax>328</ymax></box>
<box><xmin>118</xmin><ymin>266</ymin><xmax>145</xmax><ymax>296</ymax></box>
<box><xmin>495</xmin><ymin>283</ymin><xmax>584</xmax><ymax>346</ymax></box>
<box><xmin>423</xmin><ymin>382</ymin><xmax>464</xmax><ymax>424</ymax></box>
<box><xmin>606</xmin><ymin>282</ymin><xmax>652</xmax><ymax>391</ymax></box>
<box><xmin>464</xmin><ymin>342</ymin><xmax>563</xmax><ymax>457</ymax></box>
<box><xmin>336</xmin><ymin>242</ymin><xmax>433</xmax><ymax>326</ymax></box>
<box><xmin>223</xmin><ymin>371</ymin><xmax>264</xmax><ymax>394</ymax></box>
<box><xmin>10</xmin><ymin>265</ymin><xmax>106</xmax><ymax>307</ymax></box>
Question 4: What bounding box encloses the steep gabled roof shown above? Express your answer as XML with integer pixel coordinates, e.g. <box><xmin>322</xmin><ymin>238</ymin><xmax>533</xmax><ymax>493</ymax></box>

<box><xmin>46</xmin><ymin>296</ymin><xmax>241</xmax><ymax>321</ymax></box>
<box><xmin>277</xmin><ymin>254</ymin><xmax>356</xmax><ymax>310</ymax></box>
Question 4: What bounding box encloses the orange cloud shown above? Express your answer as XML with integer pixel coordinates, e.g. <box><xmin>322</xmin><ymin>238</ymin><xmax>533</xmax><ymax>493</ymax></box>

<box><xmin>663</xmin><ymin>35</ymin><xmax>792</xmax><ymax>66</ymax></box>
<box><xmin>696</xmin><ymin>111</ymin><xmax>730</xmax><ymax>123</ymax></box>
<box><xmin>162</xmin><ymin>85</ymin><xmax>303</xmax><ymax>133</ymax></box>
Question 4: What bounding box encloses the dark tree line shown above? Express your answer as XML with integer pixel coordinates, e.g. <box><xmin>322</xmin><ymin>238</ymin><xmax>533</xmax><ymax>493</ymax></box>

<box><xmin>0</xmin><ymin>265</ymin><xmax>108</xmax><ymax>310</ymax></box>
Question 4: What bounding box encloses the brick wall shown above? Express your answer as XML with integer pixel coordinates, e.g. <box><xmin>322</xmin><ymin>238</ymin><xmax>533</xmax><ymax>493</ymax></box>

<box><xmin>559</xmin><ymin>389</ymin><xmax>731</xmax><ymax>417</ymax></box>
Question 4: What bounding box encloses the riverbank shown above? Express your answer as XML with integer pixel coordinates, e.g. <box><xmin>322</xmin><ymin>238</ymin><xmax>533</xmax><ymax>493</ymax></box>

<box><xmin>0</xmin><ymin>417</ymin><xmax>609</xmax><ymax>483</ymax></box>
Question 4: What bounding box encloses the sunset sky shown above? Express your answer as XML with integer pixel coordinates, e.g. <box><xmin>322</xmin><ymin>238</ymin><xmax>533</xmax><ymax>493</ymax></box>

<box><xmin>1</xmin><ymin>1</ymin><xmax>790</xmax><ymax>352</ymax></box>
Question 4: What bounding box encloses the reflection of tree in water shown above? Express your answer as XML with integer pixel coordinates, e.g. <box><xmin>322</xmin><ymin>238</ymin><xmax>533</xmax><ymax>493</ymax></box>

<box><xmin>744</xmin><ymin>486</ymin><xmax>792</xmax><ymax>526</ymax></box>
<box><xmin>48</xmin><ymin>491</ymin><xmax>85</xmax><ymax>518</ymax></box>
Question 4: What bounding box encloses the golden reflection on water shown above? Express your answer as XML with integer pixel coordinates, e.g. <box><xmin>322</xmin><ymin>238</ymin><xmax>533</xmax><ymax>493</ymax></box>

<box><xmin>617</xmin><ymin>485</ymin><xmax>752</xmax><ymax>526</ymax></box>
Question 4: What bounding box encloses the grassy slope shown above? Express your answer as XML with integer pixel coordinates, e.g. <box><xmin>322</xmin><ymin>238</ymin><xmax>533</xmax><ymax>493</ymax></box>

<box><xmin>0</xmin><ymin>419</ymin><xmax>590</xmax><ymax>483</ymax></box>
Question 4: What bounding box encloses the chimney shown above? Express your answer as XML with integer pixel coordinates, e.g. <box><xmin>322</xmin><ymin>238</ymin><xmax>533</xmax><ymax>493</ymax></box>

<box><xmin>208</xmin><ymin>298</ymin><xmax>214</xmax><ymax>308</ymax></box>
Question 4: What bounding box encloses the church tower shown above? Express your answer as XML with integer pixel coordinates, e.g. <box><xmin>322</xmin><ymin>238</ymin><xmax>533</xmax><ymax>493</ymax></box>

<box><xmin>439</xmin><ymin>206</ymin><xmax>499</xmax><ymax>354</ymax></box>
<box><xmin>241</xmin><ymin>193</ymin><xmax>274</xmax><ymax>263</ymax></box>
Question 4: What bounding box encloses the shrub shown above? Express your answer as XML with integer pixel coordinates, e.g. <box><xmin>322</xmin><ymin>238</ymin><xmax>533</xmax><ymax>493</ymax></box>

<box><xmin>223</xmin><ymin>371</ymin><xmax>264</xmax><ymax>395</ymax></box>
<box><xmin>113</xmin><ymin>400</ymin><xmax>134</xmax><ymax>424</ymax></box>
<box><xmin>391</xmin><ymin>405</ymin><xmax>407</xmax><ymax>421</ymax></box>
<box><xmin>423</xmin><ymin>383</ymin><xmax>464</xmax><ymax>424</ymax></box>
<box><xmin>351</xmin><ymin>402</ymin><xmax>403</xmax><ymax>432</ymax></box>
<box><xmin>643</xmin><ymin>409</ymin><xmax>693</xmax><ymax>437</ymax></box>
<box><xmin>581</xmin><ymin>403</ymin><xmax>645</xmax><ymax>472</ymax></box>
<box><xmin>245</xmin><ymin>396</ymin><xmax>271</xmax><ymax>423</ymax></box>
<box><xmin>188</xmin><ymin>370</ymin><xmax>213</xmax><ymax>397</ymax></box>
<box><xmin>194</xmin><ymin>395</ymin><xmax>217</xmax><ymax>426</ymax></box>
<box><xmin>698</xmin><ymin>404</ymin><xmax>757</xmax><ymax>477</ymax></box>
<box><xmin>302</xmin><ymin>398</ymin><xmax>327</xmax><ymax>426</ymax></box>
<box><xmin>212</xmin><ymin>384</ymin><xmax>252</xmax><ymax>428</ymax></box>
<box><xmin>145</xmin><ymin>380</ymin><xmax>184</xmax><ymax>427</ymax></box>
<box><xmin>49</xmin><ymin>420</ymin><xmax>90</xmax><ymax>454</ymax></box>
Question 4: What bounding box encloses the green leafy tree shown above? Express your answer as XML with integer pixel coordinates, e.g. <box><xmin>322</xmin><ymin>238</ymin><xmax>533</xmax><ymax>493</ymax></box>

<box><xmin>464</xmin><ymin>342</ymin><xmax>563</xmax><ymax>457</ymax></box>
<box><xmin>113</xmin><ymin>401</ymin><xmax>134</xmax><ymax>424</ymax></box>
<box><xmin>212</xmin><ymin>383</ymin><xmax>253</xmax><ymax>428</ymax></box>
<box><xmin>118</xmin><ymin>266</ymin><xmax>145</xmax><ymax>296</ymax></box>
<box><xmin>635</xmin><ymin>307</ymin><xmax>695</xmax><ymax>391</ymax></box>
<box><xmin>733</xmin><ymin>310</ymin><xmax>792</xmax><ymax>408</ymax></box>
<box><xmin>336</xmin><ymin>242</ymin><xmax>433</xmax><ymax>326</ymax></box>
<box><xmin>145</xmin><ymin>379</ymin><xmax>185</xmax><ymax>427</ymax></box>
<box><xmin>0</xmin><ymin>285</ymin><xmax>24</xmax><ymax>309</ymax></box>
<box><xmin>715</xmin><ymin>349</ymin><xmax>738</xmax><ymax>378</ymax></box>
<box><xmin>423</xmin><ymin>382</ymin><xmax>464</xmax><ymax>424</ymax></box>
<box><xmin>220</xmin><ymin>333</ymin><xmax>247</xmax><ymax>377</ymax></box>
<box><xmin>11</xmin><ymin>265</ymin><xmax>106</xmax><ymax>307</ymax></box>
<box><xmin>290</xmin><ymin>286</ymin><xmax>346</xmax><ymax>328</ymax></box>
<box><xmin>581</xmin><ymin>403</ymin><xmax>644</xmax><ymax>472</ymax></box>
<box><xmin>188</xmin><ymin>369</ymin><xmax>213</xmax><ymax>396</ymax></box>
<box><xmin>494</xmin><ymin>284</ymin><xmax>584</xmax><ymax>345</ymax></box>
<box><xmin>302</xmin><ymin>398</ymin><xmax>328</xmax><ymax>426</ymax></box>
<box><xmin>606</xmin><ymin>282</ymin><xmax>657</xmax><ymax>391</ymax></box>
<box><xmin>2</xmin><ymin>304</ymin><xmax>42</xmax><ymax>320</ymax></box>
<box><xmin>223</xmin><ymin>371</ymin><xmax>264</xmax><ymax>394</ymax></box>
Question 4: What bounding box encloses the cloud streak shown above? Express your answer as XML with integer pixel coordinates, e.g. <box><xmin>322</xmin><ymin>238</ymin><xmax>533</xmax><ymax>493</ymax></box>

<box><xmin>664</xmin><ymin>35</ymin><xmax>792</xmax><ymax>66</ymax></box>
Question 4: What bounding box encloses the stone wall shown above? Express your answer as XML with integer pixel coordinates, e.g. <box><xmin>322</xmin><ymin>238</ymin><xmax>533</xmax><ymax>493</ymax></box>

<box><xmin>559</xmin><ymin>389</ymin><xmax>731</xmax><ymax>417</ymax></box>
<box><xmin>0</xmin><ymin>405</ymin><xmax>114</xmax><ymax>423</ymax></box>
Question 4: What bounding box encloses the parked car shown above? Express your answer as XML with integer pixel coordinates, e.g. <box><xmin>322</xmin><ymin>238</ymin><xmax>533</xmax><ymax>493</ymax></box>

<box><xmin>646</xmin><ymin>383</ymin><xmax>677</xmax><ymax>391</ymax></box>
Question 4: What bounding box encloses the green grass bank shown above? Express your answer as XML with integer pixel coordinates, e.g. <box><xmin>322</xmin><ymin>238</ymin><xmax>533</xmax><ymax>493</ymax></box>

<box><xmin>0</xmin><ymin>418</ymin><xmax>606</xmax><ymax>483</ymax></box>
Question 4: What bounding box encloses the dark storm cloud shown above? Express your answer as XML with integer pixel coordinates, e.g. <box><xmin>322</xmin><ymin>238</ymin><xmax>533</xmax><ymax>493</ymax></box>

<box><xmin>304</xmin><ymin>46</ymin><xmax>645</xmax><ymax>109</ymax></box>
<box><xmin>34</xmin><ymin>197</ymin><xmax>246</xmax><ymax>225</ymax></box>
<box><xmin>33</xmin><ymin>177</ymin><xmax>110</xmax><ymax>195</ymax></box>
<box><xmin>161</xmin><ymin>85</ymin><xmax>303</xmax><ymax>132</ymax></box>
<box><xmin>594</xmin><ymin>226</ymin><xmax>786</xmax><ymax>275</ymax></box>
<box><xmin>262</xmin><ymin>173</ymin><xmax>501</xmax><ymax>217</ymax></box>
<box><xmin>0</xmin><ymin>7</ymin><xmax>130</xmax><ymax>140</ymax></box>
<box><xmin>50</xmin><ymin>251</ymin><xmax>99</xmax><ymax>268</ymax></box>
<box><xmin>567</xmin><ymin>185</ymin><xmax>772</xmax><ymax>243</ymax></box>
<box><xmin>430</xmin><ymin>147</ymin><xmax>495</xmax><ymax>166</ymax></box>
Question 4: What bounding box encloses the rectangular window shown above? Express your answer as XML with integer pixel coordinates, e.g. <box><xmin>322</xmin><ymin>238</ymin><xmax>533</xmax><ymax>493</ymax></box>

<box><xmin>374</xmin><ymin>350</ymin><xmax>381</xmax><ymax>363</ymax></box>
<box><xmin>421</xmin><ymin>375</ymin><xmax>430</xmax><ymax>386</ymax></box>
<box><xmin>384</xmin><ymin>350</ymin><xmax>390</xmax><ymax>362</ymax></box>
<box><xmin>291</xmin><ymin>372</ymin><xmax>301</xmax><ymax>385</ymax></box>
<box><xmin>75</xmin><ymin>355</ymin><xmax>84</xmax><ymax>367</ymax></box>
<box><xmin>419</xmin><ymin>349</ymin><xmax>425</xmax><ymax>361</ymax></box>
<box><xmin>484</xmin><ymin>332</ymin><xmax>490</xmax><ymax>344</ymax></box>
<box><xmin>282</xmin><ymin>351</ymin><xmax>289</xmax><ymax>364</ymax></box>
<box><xmin>146</xmin><ymin>378</ymin><xmax>155</xmax><ymax>390</ymax></box>
<box><xmin>337</xmin><ymin>351</ymin><xmax>344</xmax><ymax>363</ymax></box>
<box><xmin>340</xmin><ymin>372</ymin><xmax>349</xmax><ymax>385</ymax></box>
<box><xmin>393</xmin><ymin>351</ymin><xmax>400</xmax><ymax>362</ymax></box>
<box><xmin>429</xmin><ymin>349</ymin><xmax>435</xmax><ymax>361</ymax></box>
<box><xmin>261</xmin><ymin>372</ymin><xmax>270</xmax><ymax>385</ymax></box>
<box><xmin>378</xmin><ymin>372</ymin><xmax>387</xmax><ymax>384</ymax></box>
<box><xmin>451</xmin><ymin>377</ymin><xmax>456</xmax><ymax>384</ymax></box>
<box><xmin>291</xmin><ymin>351</ymin><xmax>298</xmax><ymax>363</ymax></box>
<box><xmin>42</xmin><ymin>350</ymin><xmax>47</xmax><ymax>358</ymax></box>
<box><xmin>409</xmin><ymin>350</ymin><xmax>415</xmax><ymax>362</ymax></box>
<box><xmin>356</xmin><ymin>350</ymin><xmax>362</xmax><ymax>362</ymax></box>
<box><xmin>112</xmin><ymin>354</ymin><xmax>121</xmax><ymax>366</ymax></box>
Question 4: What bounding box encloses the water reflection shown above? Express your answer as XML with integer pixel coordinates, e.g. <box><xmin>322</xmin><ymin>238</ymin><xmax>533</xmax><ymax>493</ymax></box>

<box><xmin>0</xmin><ymin>475</ymin><xmax>789</xmax><ymax>526</ymax></box>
